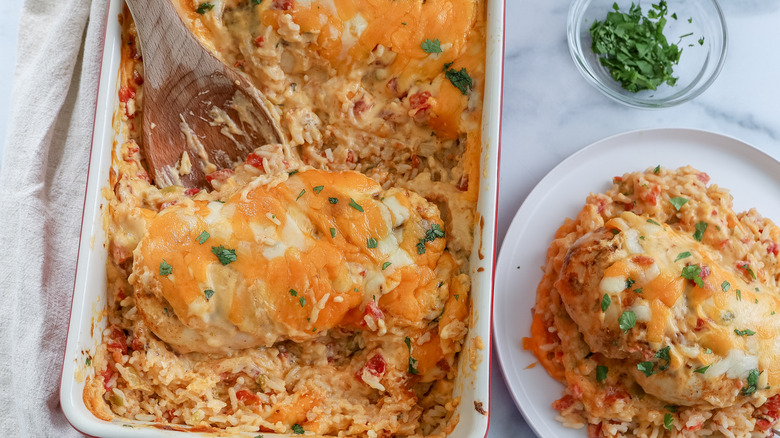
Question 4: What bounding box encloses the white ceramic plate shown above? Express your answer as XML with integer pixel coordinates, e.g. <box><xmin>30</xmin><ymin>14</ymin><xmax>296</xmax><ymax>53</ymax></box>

<box><xmin>493</xmin><ymin>128</ymin><xmax>780</xmax><ymax>438</ymax></box>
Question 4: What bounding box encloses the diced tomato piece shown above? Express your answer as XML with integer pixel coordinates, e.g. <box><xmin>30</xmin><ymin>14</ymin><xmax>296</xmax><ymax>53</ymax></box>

<box><xmin>235</xmin><ymin>389</ymin><xmax>260</xmax><ymax>405</ymax></box>
<box><xmin>254</xmin><ymin>36</ymin><xmax>265</xmax><ymax>47</ymax></box>
<box><xmin>766</xmin><ymin>241</ymin><xmax>779</xmax><ymax>256</ymax></box>
<box><xmin>695</xmin><ymin>318</ymin><xmax>707</xmax><ymax>332</ymax></box>
<box><xmin>603</xmin><ymin>386</ymin><xmax>630</xmax><ymax>404</ymax></box>
<box><xmin>596</xmin><ymin>198</ymin><xmax>608</xmax><ymax>214</ymax></box>
<box><xmin>346</xmin><ymin>150</ymin><xmax>355</xmax><ymax>164</ymax></box>
<box><xmin>118</xmin><ymin>86</ymin><xmax>136</xmax><ymax>103</ymax></box>
<box><xmin>569</xmin><ymin>383</ymin><xmax>583</xmax><ymax>398</ymax></box>
<box><xmin>623</xmin><ymin>201</ymin><xmax>634</xmax><ymax>211</ymax></box>
<box><xmin>363</xmin><ymin>301</ymin><xmax>384</xmax><ymax>322</ymax></box>
<box><xmin>700</xmin><ymin>265</ymin><xmax>711</xmax><ymax>279</ymax></box>
<box><xmin>184</xmin><ymin>188</ymin><xmax>200</xmax><ymax>196</ymax></box>
<box><xmin>246</xmin><ymin>152</ymin><xmax>265</xmax><ymax>170</ymax></box>
<box><xmin>631</xmin><ymin>255</ymin><xmax>654</xmax><ymax>265</ymax></box>
<box><xmin>552</xmin><ymin>395</ymin><xmax>575</xmax><ymax>411</ymax></box>
<box><xmin>409</xmin><ymin>91</ymin><xmax>431</xmax><ymax>110</ymax></box>
<box><xmin>132</xmin><ymin>70</ymin><xmax>144</xmax><ymax>86</ymax></box>
<box><xmin>411</xmin><ymin>155</ymin><xmax>420</xmax><ymax>169</ymax></box>
<box><xmin>697</xmin><ymin>172</ymin><xmax>711</xmax><ymax>184</ymax></box>
<box><xmin>762</xmin><ymin>394</ymin><xmax>780</xmax><ymax>418</ymax></box>
<box><xmin>100</xmin><ymin>367</ymin><xmax>115</xmax><ymax>391</ymax></box>
<box><xmin>456</xmin><ymin>175</ymin><xmax>468</xmax><ymax>191</ymax></box>
<box><xmin>356</xmin><ymin>353</ymin><xmax>387</xmax><ymax>382</ymax></box>
<box><xmin>131</xmin><ymin>336</ymin><xmax>144</xmax><ymax>351</ymax></box>
<box><xmin>206</xmin><ymin>168</ymin><xmax>234</xmax><ymax>187</ymax></box>
<box><xmin>271</xmin><ymin>0</ymin><xmax>293</xmax><ymax>10</ymax></box>
<box><xmin>736</xmin><ymin>261</ymin><xmax>753</xmax><ymax>278</ymax></box>
<box><xmin>386</xmin><ymin>77</ymin><xmax>399</xmax><ymax>94</ymax></box>
<box><xmin>354</xmin><ymin>98</ymin><xmax>373</xmax><ymax>115</ymax></box>
<box><xmin>755</xmin><ymin>418</ymin><xmax>772</xmax><ymax>431</ymax></box>
<box><xmin>641</xmin><ymin>185</ymin><xmax>660</xmax><ymax>205</ymax></box>
<box><xmin>106</xmin><ymin>327</ymin><xmax>128</xmax><ymax>355</ymax></box>
<box><xmin>685</xmin><ymin>422</ymin><xmax>703</xmax><ymax>431</ymax></box>
<box><xmin>587</xmin><ymin>423</ymin><xmax>602</xmax><ymax>438</ymax></box>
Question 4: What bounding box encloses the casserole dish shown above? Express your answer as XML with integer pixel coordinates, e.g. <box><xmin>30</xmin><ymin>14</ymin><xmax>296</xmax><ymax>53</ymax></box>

<box><xmin>60</xmin><ymin>0</ymin><xmax>504</xmax><ymax>436</ymax></box>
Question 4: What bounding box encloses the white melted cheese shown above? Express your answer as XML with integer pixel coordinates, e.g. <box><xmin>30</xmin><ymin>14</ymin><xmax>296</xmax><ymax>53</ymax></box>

<box><xmin>706</xmin><ymin>349</ymin><xmax>759</xmax><ymax>379</ymax></box>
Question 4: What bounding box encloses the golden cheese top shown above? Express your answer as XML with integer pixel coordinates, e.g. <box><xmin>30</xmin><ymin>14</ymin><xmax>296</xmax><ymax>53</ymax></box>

<box><xmin>131</xmin><ymin>169</ymin><xmax>449</xmax><ymax>353</ymax></box>
<box><xmin>557</xmin><ymin>212</ymin><xmax>780</xmax><ymax>407</ymax></box>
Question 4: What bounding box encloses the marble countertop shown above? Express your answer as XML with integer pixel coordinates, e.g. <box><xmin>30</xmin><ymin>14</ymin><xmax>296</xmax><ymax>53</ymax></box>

<box><xmin>2</xmin><ymin>0</ymin><xmax>780</xmax><ymax>437</ymax></box>
<box><xmin>490</xmin><ymin>1</ymin><xmax>780</xmax><ymax>437</ymax></box>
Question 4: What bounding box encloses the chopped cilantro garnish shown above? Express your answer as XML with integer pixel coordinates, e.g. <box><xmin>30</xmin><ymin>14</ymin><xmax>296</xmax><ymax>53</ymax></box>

<box><xmin>589</xmin><ymin>2</ymin><xmax>682</xmax><ymax>92</ymax></box>
<box><xmin>655</xmin><ymin>346</ymin><xmax>671</xmax><ymax>371</ymax></box>
<box><xmin>625</xmin><ymin>278</ymin><xmax>635</xmax><ymax>289</ymax></box>
<box><xmin>736</xmin><ymin>289</ymin><xmax>742</xmax><ymax>301</ymax></box>
<box><xmin>329</xmin><ymin>197</ymin><xmax>338</xmax><ymax>204</ymax></box>
<box><xmin>416</xmin><ymin>239</ymin><xmax>426</xmax><ymax>255</ymax></box>
<box><xmin>721</xmin><ymin>280</ymin><xmax>730</xmax><ymax>292</ymax></box>
<box><xmin>664</xmin><ymin>405</ymin><xmax>677</xmax><ymax>413</ymax></box>
<box><xmin>693</xmin><ymin>221</ymin><xmax>708</xmax><ymax>241</ymax></box>
<box><xmin>291</xmin><ymin>424</ymin><xmax>304</xmax><ymax>435</ymax></box>
<box><xmin>694</xmin><ymin>365</ymin><xmax>710</xmax><ymax>374</ymax></box>
<box><xmin>288</xmin><ymin>170</ymin><xmax>299</xmax><ymax>176</ymax></box>
<box><xmin>204</xmin><ymin>289</ymin><xmax>214</xmax><ymax>301</ymax></box>
<box><xmin>425</xmin><ymin>223</ymin><xmax>446</xmax><ymax>241</ymax></box>
<box><xmin>296</xmin><ymin>189</ymin><xmax>306</xmax><ymax>201</ymax></box>
<box><xmin>740</xmin><ymin>263</ymin><xmax>757</xmax><ymax>280</ymax></box>
<box><xmin>196</xmin><ymin>2</ymin><xmax>214</xmax><ymax>14</ymax></box>
<box><xmin>663</xmin><ymin>413</ymin><xmax>674</xmax><ymax>430</ymax></box>
<box><xmin>421</xmin><ymin>38</ymin><xmax>443</xmax><ymax>53</ymax></box>
<box><xmin>211</xmin><ymin>245</ymin><xmax>237</xmax><ymax>265</ymax></box>
<box><xmin>674</xmin><ymin>251</ymin><xmax>691</xmax><ymax>262</ymax></box>
<box><xmin>313</xmin><ymin>185</ymin><xmax>324</xmax><ymax>194</ymax></box>
<box><xmin>654</xmin><ymin>165</ymin><xmax>661</xmax><ymax>174</ymax></box>
<box><xmin>382</xmin><ymin>262</ymin><xmax>392</xmax><ymax>270</ymax></box>
<box><xmin>610</xmin><ymin>229</ymin><xmax>620</xmax><ymax>235</ymax></box>
<box><xmin>647</xmin><ymin>219</ymin><xmax>661</xmax><ymax>226</ymax></box>
<box><xmin>601</xmin><ymin>294</ymin><xmax>611</xmax><ymax>312</ymax></box>
<box><xmin>619</xmin><ymin>310</ymin><xmax>637</xmax><ymax>332</ymax></box>
<box><xmin>85</xmin><ymin>357</ymin><xmax>92</xmax><ymax>366</ymax></box>
<box><xmin>734</xmin><ymin>328</ymin><xmax>756</xmax><ymax>336</ymax></box>
<box><xmin>348</xmin><ymin>198</ymin><xmax>364</xmax><ymax>212</ymax></box>
<box><xmin>669</xmin><ymin>197</ymin><xmax>688</xmax><ymax>211</ymax></box>
<box><xmin>742</xmin><ymin>369</ymin><xmax>760</xmax><ymax>395</ymax></box>
<box><xmin>367</xmin><ymin>237</ymin><xmax>378</xmax><ymax>248</ymax></box>
<box><xmin>596</xmin><ymin>365</ymin><xmax>608</xmax><ymax>382</ymax></box>
<box><xmin>404</xmin><ymin>336</ymin><xmax>419</xmax><ymax>374</ymax></box>
<box><xmin>681</xmin><ymin>264</ymin><xmax>704</xmax><ymax>288</ymax></box>
<box><xmin>637</xmin><ymin>361</ymin><xmax>655</xmax><ymax>377</ymax></box>
<box><xmin>196</xmin><ymin>231</ymin><xmax>210</xmax><ymax>244</ymax></box>
<box><xmin>159</xmin><ymin>260</ymin><xmax>172</xmax><ymax>276</ymax></box>
<box><xmin>251</xmin><ymin>0</ymin><xmax>262</xmax><ymax>5</ymax></box>
<box><xmin>289</xmin><ymin>289</ymin><xmax>298</xmax><ymax>297</ymax></box>
<box><xmin>330</xmin><ymin>227</ymin><xmax>336</xmax><ymax>238</ymax></box>
<box><xmin>633</xmin><ymin>288</ymin><xmax>643</xmax><ymax>293</ymax></box>
<box><xmin>299</xmin><ymin>297</ymin><xmax>306</xmax><ymax>307</ymax></box>
<box><xmin>444</xmin><ymin>66</ymin><xmax>473</xmax><ymax>95</ymax></box>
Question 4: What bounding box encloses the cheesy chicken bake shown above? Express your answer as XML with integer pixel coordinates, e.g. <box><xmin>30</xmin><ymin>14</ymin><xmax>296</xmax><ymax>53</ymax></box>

<box><xmin>526</xmin><ymin>166</ymin><xmax>780</xmax><ymax>437</ymax></box>
<box><xmin>83</xmin><ymin>0</ymin><xmax>486</xmax><ymax>436</ymax></box>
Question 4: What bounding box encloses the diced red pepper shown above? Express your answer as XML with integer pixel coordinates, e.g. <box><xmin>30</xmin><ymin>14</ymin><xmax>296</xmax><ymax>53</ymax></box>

<box><xmin>246</xmin><ymin>152</ymin><xmax>265</xmax><ymax>170</ymax></box>
<box><xmin>586</xmin><ymin>423</ymin><xmax>602</xmax><ymax>438</ymax></box>
<box><xmin>235</xmin><ymin>389</ymin><xmax>260</xmax><ymax>405</ymax></box>
<box><xmin>552</xmin><ymin>395</ymin><xmax>575</xmax><ymax>411</ymax></box>
<box><xmin>697</xmin><ymin>172</ymin><xmax>711</xmax><ymax>184</ymax></box>
<box><xmin>353</xmin><ymin>98</ymin><xmax>373</xmax><ymax>116</ymax></box>
<box><xmin>456</xmin><ymin>175</ymin><xmax>469</xmax><ymax>191</ymax></box>
<box><xmin>766</xmin><ymin>241</ymin><xmax>779</xmax><ymax>256</ymax></box>
<box><xmin>356</xmin><ymin>353</ymin><xmax>387</xmax><ymax>383</ymax></box>
<box><xmin>409</xmin><ymin>91</ymin><xmax>431</xmax><ymax>111</ymax></box>
<box><xmin>346</xmin><ymin>150</ymin><xmax>355</xmax><ymax>164</ymax></box>
<box><xmin>254</xmin><ymin>36</ymin><xmax>265</xmax><ymax>47</ymax></box>
<box><xmin>100</xmin><ymin>367</ymin><xmax>115</xmax><ymax>391</ymax></box>
<box><xmin>106</xmin><ymin>327</ymin><xmax>128</xmax><ymax>355</ymax></box>
<box><xmin>132</xmin><ymin>70</ymin><xmax>144</xmax><ymax>86</ymax></box>
<box><xmin>271</xmin><ymin>0</ymin><xmax>293</xmax><ymax>10</ymax></box>
<box><xmin>755</xmin><ymin>418</ymin><xmax>772</xmax><ymax>431</ymax></box>
<box><xmin>685</xmin><ymin>422</ymin><xmax>703</xmax><ymax>431</ymax></box>
<box><xmin>206</xmin><ymin>168</ymin><xmax>234</xmax><ymax>187</ymax></box>
<box><xmin>118</xmin><ymin>86</ymin><xmax>136</xmax><ymax>103</ymax></box>
<box><xmin>184</xmin><ymin>188</ymin><xmax>200</xmax><ymax>196</ymax></box>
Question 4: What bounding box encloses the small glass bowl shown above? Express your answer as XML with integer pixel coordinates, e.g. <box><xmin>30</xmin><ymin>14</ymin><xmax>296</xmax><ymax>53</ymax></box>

<box><xmin>567</xmin><ymin>0</ymin><xmax>727</xmax><ymax>108</ymax></box>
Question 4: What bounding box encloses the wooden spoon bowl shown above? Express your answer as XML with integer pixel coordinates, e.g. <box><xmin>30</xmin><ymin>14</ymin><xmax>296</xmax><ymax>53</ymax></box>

<box><xmin>125</xmin><ymin>0</ymin><xmax>285</xmax><ymax>189</ymax></box>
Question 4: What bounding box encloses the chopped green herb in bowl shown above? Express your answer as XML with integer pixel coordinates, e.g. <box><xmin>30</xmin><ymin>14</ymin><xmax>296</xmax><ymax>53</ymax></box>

<box><xmin>567</xmin><ymin>0</ymin><xmax>727</xmax><ymax>108</ymax></box>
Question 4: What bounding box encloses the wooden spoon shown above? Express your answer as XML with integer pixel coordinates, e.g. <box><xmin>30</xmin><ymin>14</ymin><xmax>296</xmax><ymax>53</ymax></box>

<box><xmin>125</xmin><ymin>0</ymin><xmax>285</xmax><ymax>189</ymax></box>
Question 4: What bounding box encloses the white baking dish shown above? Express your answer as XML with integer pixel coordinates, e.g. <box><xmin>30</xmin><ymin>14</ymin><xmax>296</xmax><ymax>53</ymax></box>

<box><xmin>60</xmin><ymin>0</ymin><xmax>504</xmax><ymax>436</ymax></box>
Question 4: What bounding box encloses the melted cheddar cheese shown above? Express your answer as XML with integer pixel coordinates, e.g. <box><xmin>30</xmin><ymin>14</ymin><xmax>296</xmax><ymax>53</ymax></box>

<box><xmin>132</xmin><ymin>169</ymin><xmax>449</xmax><ymax>353</ymax></box>
<box><xmin>558</xmin><ymin>212</ymin><xmax>780</xmax><ymax>408</ymax></box>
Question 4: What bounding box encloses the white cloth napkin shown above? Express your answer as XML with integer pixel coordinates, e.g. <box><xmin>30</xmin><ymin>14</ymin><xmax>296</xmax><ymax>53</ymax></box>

<box><xmin>0</xmin><ymin>0</ymin><xmax>108</xmax><ymax>435</ymax></box>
